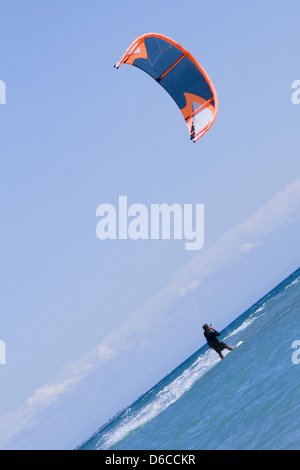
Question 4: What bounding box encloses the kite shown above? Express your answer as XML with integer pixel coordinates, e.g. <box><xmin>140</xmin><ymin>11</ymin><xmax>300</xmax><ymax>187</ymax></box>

<box><xmin>115</xmin><ymin>33</ymin><xmax>218</xmax><ymax>142</ymax></box>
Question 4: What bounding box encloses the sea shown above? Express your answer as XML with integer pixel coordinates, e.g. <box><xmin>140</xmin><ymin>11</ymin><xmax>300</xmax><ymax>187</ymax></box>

<box><xmin>78</xmin><ymin>268</ymin><xmax>300</xmax><ymax>450</ymax></box>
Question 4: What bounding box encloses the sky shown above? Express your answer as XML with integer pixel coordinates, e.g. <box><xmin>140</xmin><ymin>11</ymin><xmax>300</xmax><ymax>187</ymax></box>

<box><xmin>0</xmin><ymin>0</ymin><xmax>300</xmax><ymax>449</ymax></box>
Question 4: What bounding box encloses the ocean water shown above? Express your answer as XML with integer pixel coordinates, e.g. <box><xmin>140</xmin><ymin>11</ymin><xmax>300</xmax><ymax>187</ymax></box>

<box><xmin>78</xmin><ymin>268</ymin><xmax>300</xmax><ymax>450</ymax></box>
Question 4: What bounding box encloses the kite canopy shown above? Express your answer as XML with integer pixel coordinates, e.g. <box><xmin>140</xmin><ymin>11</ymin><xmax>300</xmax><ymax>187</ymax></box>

<box><xmin>115</xmin><ymin>33</ymin><xmax>218</xmax><ymax>142</ymax></box>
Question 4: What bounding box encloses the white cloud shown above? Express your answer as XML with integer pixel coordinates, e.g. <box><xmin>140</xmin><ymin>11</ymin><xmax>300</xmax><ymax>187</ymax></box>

<box><xmin>0</xmin><ymin>344</ymin><xmax>118</xmax><ymax>448</ymax></box>
<box><xmin>237</xmin><ymin>242</ymin><xmax>261</xmax><ymax>256</ymax></box>
<box><xmin>172</xmin><ymin>177</ymin><xmax>300</xmax><ymax>297</ymax></box>
<box><xmin>96</xmin><ymin>345</ymin><xmax>118</xmax><ymax>358</ymax></box>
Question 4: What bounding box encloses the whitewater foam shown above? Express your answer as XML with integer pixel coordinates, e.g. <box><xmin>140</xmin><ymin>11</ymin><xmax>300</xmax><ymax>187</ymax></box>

<box><xmin>224</xmin><ymin>316</ymin><xmax>257</xmax><ymax>339</ymax></box>
<box><xmin>97</xmin><ymin>349</ymin><xmax>220</xmax><ymax>449</ymax></box>
<box><xmin>285</xmin><ymin>278</ymin><xmax>300</xmax><ymax>290</ymax></box>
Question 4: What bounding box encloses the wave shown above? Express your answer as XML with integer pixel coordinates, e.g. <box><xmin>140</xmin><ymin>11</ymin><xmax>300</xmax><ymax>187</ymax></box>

<box><xmin>224</xmin><ymin>316</ymin><xmax>257</xmax><ymax>339</ymax></box>
<box><xmin>285</xmin><ymin>278</ymin><xmax>300</xmax><ymax>290</ymax></box>
<box><xmin>252</xmin><ymin>305</ymin><xmax>264</xmax><ymax>315</ymax></box>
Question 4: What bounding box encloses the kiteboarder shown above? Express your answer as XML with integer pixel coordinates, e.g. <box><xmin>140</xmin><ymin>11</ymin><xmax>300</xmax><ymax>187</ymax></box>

<box><xmin>203</xmin><ymin>324</ymin><xmax>233</xmax><ymax>359</ymax></box>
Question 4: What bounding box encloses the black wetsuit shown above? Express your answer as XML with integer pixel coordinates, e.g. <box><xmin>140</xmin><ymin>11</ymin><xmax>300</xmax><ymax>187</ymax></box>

<box><xmin>204</xmin><ymin>329</ymin><xmax>226</xmax><ymax>353</ymax></box>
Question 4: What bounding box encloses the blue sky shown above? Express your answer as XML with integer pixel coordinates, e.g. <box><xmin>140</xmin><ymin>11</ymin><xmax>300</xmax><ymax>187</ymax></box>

<box><xmin>0</xmin><ymin>0</ymin><xmax>300</xmax><ymax>449</ymax></box>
